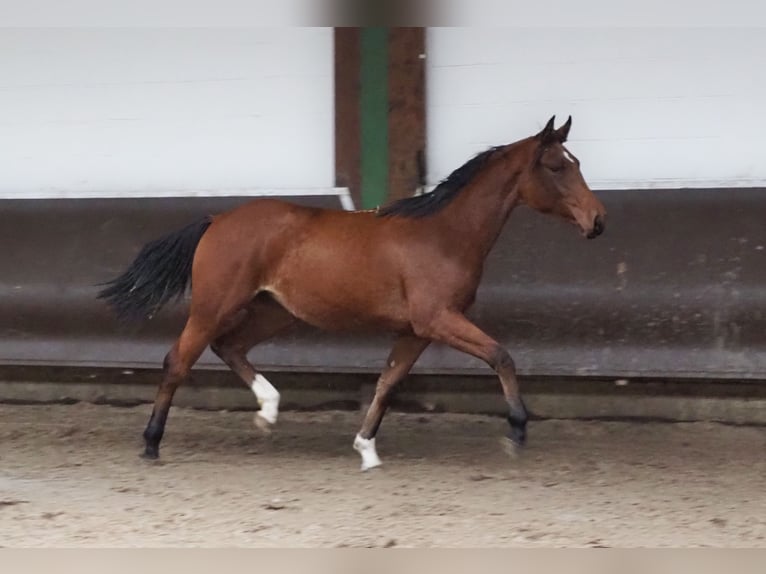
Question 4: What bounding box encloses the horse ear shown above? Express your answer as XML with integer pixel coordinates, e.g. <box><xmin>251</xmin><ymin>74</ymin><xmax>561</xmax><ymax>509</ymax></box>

<box><xmin>556</xmin><ymin>115</ymin><xmax>572</xmax><ymax>143</ymax></box>
<box><xmin>537</xmin><ymin>115</ymin><xmax>556</xmax><ymax>142</ymax></box>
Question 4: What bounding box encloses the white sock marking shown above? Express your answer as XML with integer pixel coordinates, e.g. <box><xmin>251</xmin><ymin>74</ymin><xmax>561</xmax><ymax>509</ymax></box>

<box><xmin>353</xmin><ymin>434</ymin><xmax>382</xmax><ymax>471</ymax></box>
<box><xmin>251</xmin><ymin>374</ymin><xmax>280</xmax><ymax>424</ymax></box>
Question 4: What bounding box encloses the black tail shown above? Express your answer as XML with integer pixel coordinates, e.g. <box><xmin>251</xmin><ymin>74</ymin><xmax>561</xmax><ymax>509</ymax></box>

<box><xmin>98</xmin><ymin>216</ymin><xmax>213</xmax><ymax>322</ymax></box>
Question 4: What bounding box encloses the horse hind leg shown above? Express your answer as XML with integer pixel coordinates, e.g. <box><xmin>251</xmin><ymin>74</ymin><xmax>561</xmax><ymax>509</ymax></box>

<box><xmin>142</xmin><ymin>315</ymin><xmax>216</xmax><ymax>459</ymax></box>
<box><xmin>210</xmin><ymin>295</ymin><xmax>298</xmax><ymax>433</ymax></box>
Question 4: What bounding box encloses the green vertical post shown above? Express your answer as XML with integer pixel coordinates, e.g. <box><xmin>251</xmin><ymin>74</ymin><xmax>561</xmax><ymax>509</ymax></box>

<box><xmin>360</xmin><ymin>28</ymin><xmax>388</xmax><ymax>209</ymax></box>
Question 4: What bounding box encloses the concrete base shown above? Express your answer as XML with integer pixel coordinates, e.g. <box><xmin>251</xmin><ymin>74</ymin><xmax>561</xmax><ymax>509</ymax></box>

<box><xmin>1</xmin><ymin>367</ymin><xmax>765</xmax><ymax>425</ymax></box>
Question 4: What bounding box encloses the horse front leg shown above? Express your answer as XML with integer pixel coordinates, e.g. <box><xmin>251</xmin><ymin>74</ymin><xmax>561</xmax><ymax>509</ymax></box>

<box><xmin>416</xmin><ymin>310</ymin><xmax>528</xmax><ymax>451</ymax></box>
<box><xmin>354</xmin><ymin>334</ymin><xmax>430</xmax><ymax>471</ymax></box>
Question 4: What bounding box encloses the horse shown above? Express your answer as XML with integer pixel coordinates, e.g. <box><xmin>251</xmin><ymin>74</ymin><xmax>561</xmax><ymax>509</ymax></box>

<box><xmin>98</xmin><ymin>116</ymin><xmax>606</xmax><ymax>470</ymax></box>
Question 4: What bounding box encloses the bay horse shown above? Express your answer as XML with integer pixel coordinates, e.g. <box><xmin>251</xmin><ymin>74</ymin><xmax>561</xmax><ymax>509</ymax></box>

<box><xmin>98</xmin><ymin>116</ymin><xmax>606</xmax><ymax>470</ymax></box>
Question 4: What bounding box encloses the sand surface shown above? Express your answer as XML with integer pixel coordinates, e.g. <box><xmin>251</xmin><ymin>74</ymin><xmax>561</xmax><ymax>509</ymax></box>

<box><xmin>1</xmin><ymin>403</ymin><xmax>764</xmax><ymax>547</ymax></box>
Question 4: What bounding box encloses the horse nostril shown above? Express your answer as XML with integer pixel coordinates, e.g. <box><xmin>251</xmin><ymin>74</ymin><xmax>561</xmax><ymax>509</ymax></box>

<box><xmin>587</xmin><ymin>214</ymin><xmax>604</xmax><ymax>239</ymax></box>
<box><xmin>593</xmin><ymin>214</ymin><xmax>605</xmax><ymax>235</ymax></box>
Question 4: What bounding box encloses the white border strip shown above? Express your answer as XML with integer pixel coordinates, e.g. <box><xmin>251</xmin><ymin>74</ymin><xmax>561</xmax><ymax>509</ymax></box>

<box><xmin>589</xmin><ymin>179</ymin><xmax>766</xmax><ymax>191</ymax></box>
<box><xmin>1</xmin><ymin>187</ymin><xmax>356</xmax><ymax>211</ymax></box>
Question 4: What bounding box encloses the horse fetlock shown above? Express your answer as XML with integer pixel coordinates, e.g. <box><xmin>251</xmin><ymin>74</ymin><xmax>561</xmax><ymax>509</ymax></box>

<box><xmin>253</xmin><ymin>396</ymin><xmax>279</xmax><ymax>436</ymax></box>
<box><xmin>506</xmin><ymin>422</ymin><xmax>527</xmax><ymax>447</ymax></box>
<box><xmin>251</xmin><ymin>374</ymin><xmax>280</xmax><ymax>425</ymax></box>
<box><xmin>353</xmin><ymin>434</ymin><xmax>383</xmax><ymax>471</ymax></box>
<box><xmin>257</xmin><ymin>396</ymin><xmax>279</xmax><ymax>425</ymax></box>
<box><xmin>506</xmin><ymin>399</ymin><xmax>528</xmax><ymax>446</ymax></box>
<box><xmin>142</xmin><ymin>412</ymin><xmax>166</xmax><ymax>454</ymax></box>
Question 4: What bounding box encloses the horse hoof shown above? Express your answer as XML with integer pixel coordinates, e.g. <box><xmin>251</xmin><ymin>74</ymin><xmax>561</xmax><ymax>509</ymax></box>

<box><xmin>500</xmin><ymin>436</ymin><xmax>522</xmax><ymax>459</ymax></box>
<box><xmin>140</xmin><ymin>448</ymin><xmax>159</xmax><ymax>461</ymax></box>
<box><xmin>361</xmin><ymin>460</ymin><xmax>383</xmax><ymax>472</ymax></box>
<box><xmin>253</xmin><ymin>413</ymin><xmax>274</xmax><ymax>435</ymax></box>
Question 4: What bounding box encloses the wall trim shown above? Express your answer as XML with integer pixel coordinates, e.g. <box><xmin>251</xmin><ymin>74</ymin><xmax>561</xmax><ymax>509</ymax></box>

<box><xmin>0</xmin><ymin>187</ymin><xmax>355</xmax><ymax>210</ymax></box>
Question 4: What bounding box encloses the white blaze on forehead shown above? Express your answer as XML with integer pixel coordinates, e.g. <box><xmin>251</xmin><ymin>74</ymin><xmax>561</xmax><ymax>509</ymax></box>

<box><xmin>251</xmin><ymin>374</ymin><xmax>280</xmax><ymax>424</ymax></box>
<box><xmin>562</xmin><ymin>149</ymin><xmax>576</xmax><ymax>164</ymax></box>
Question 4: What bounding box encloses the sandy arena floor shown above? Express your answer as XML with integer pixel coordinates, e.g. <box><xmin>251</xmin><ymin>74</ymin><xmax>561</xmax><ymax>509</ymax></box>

<box><xmin>0</xmin><ymin>403</ymin><xmax>764</xmax><ymax>547</ymax></box>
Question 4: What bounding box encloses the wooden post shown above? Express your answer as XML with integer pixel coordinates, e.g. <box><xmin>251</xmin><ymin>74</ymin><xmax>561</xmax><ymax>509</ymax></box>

<box><xmin>334</xmin><ymin>27</ymin><xmax>426</xmax><ymax>210</ymax></box>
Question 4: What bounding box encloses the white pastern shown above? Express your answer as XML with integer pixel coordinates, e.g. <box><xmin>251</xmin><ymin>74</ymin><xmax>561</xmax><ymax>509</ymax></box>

<box><xmin>353</xmin><ymin>434</ymin><xmax>382</xmax><ymax>471</ymax></box>
<box><xmin>251</xmin><ymin>374</ymin><xmax>280</xmax><ymax>425</ymax></box>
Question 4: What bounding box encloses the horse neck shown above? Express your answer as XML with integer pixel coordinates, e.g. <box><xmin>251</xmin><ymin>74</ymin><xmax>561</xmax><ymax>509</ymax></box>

<box><xmin>436</xmin><ymin>145</ymin><xmax>526</xmax><ymax>257</ymax></box>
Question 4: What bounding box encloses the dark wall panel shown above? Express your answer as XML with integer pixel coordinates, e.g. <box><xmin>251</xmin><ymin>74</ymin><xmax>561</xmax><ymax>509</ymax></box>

<box><xmin>1</xmin><ymin>189</ymin><xmax>764</xmax><ymax>380</ymax></box>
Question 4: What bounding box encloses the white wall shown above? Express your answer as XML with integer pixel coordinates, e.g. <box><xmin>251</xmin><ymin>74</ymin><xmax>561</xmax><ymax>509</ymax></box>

<box><xmin>427</xmin><ymin>28</ymin><xmax>766</xmax><ymax>189</ymax></box>
<box><xmin>0</xmin><ymin>28</ymin><xmax>334</xmax><ymax>198</ymax></box>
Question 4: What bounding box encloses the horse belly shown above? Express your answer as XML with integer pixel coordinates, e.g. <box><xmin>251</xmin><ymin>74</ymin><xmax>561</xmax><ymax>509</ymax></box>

<box><xmin>265</xmin><ymin>272</ymin><xmax>410</xmax><ymax>333</ymax></box>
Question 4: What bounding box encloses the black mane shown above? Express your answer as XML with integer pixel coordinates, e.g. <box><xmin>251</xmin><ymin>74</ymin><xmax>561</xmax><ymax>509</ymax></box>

<box><xmin>376</xmin><ymin>145</ymin><xmax>504</xmax><ymax>218</ymax></box>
